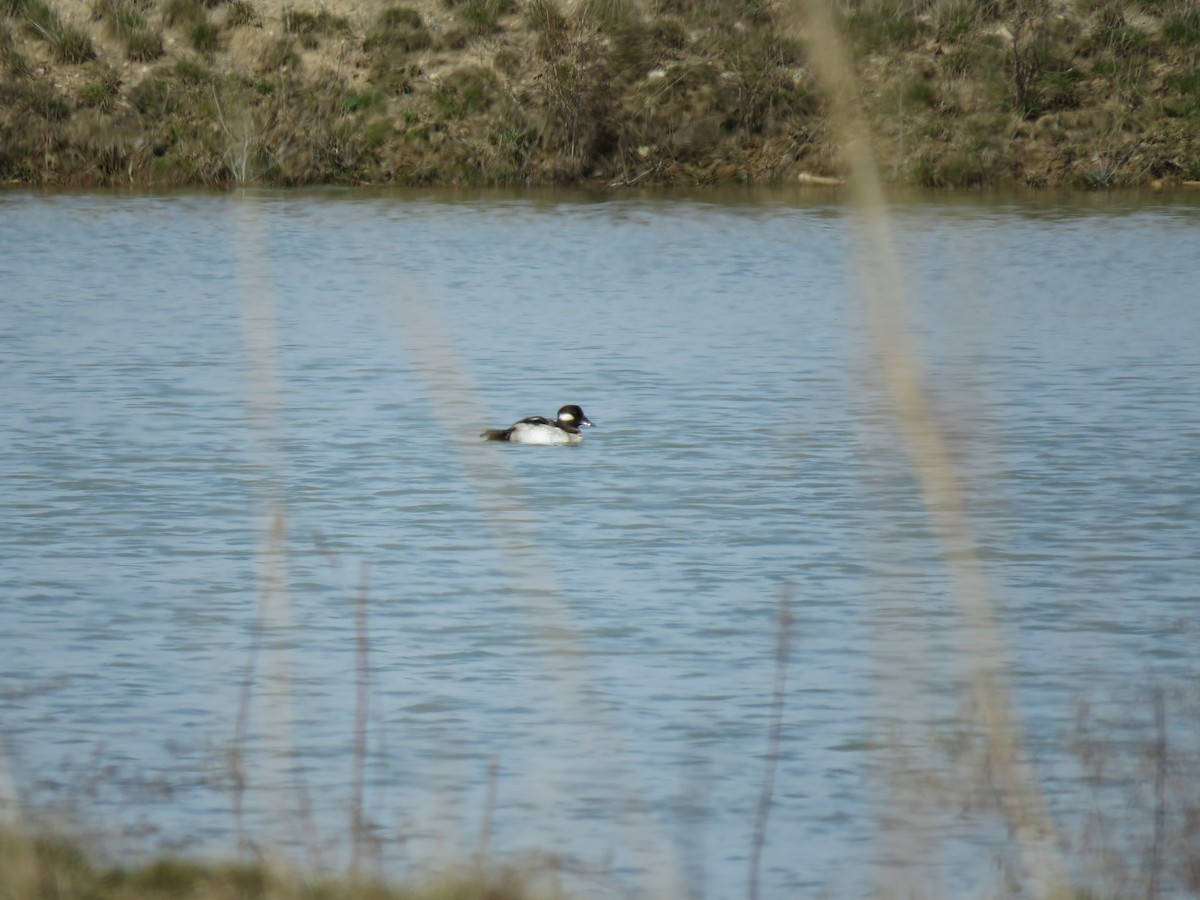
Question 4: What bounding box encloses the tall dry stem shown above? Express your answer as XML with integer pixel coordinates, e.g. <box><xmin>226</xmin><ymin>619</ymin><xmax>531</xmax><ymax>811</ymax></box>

<box><xmin>236</xmin><ymin>196</ymin><xmax>302</xmax><ymax>861</ymax></box>
<box><xmin>473</xmin><ymin>757</ymin><xmax>501</xmax><ymax>866</ymax></box>
<box><xmin>786</xmin><ymin>0</ymin><xmax>1067</xmax><ymax>893</ymax></box>
<box><xmin>380</xmin><ymin>287</ymin><xmax>689</xmax><ymax>899</ymax></box>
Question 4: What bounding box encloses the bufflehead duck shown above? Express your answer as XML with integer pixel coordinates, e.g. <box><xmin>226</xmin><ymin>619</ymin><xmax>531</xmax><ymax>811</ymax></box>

<box><xmin>482</xmin><ymin>405</ymin><xmax>595</xmax><ymax>445</ymax></box>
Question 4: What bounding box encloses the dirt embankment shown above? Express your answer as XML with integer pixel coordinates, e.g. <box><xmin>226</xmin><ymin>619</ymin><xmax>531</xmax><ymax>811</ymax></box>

<box><xmin>1</xmin><ymin>0</ymin><xmax>1198</xmax><ymax>188</ymax></box>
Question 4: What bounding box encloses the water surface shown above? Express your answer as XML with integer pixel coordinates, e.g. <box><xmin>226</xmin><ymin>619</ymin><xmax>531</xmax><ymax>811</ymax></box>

<box><xmin>2</xmin><ymin>188</ymin><xmax>1199</xmax><ymax>898</ymax></box>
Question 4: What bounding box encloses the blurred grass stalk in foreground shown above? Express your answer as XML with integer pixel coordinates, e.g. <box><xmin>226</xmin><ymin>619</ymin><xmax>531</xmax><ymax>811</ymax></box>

<box><xmin>235</xmin><ymin>196</ymin><xmax>300</xmax><ymax>861</ymax></box>
<box><xmin>379</xmin><ymin>276</ymin><xmax>691</xmax><ymax>898</ymax></box>
<box><xmin>221</xmin><ymin>191</ymin><xmax>692</xmax><ymax>894</ymax></box>
<box><xmin>790</xmin><ymin>0</ymin><xmax>1068</xmax><ymax>896</ymax></box>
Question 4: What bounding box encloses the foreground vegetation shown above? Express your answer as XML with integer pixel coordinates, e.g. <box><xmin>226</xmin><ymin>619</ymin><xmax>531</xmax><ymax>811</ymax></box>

<box><xmin>0</xmin><ymin>0</ymin><xmax>1198</xmax><ymax>187</ymax></box>
<box><xmin>0</xmin><ymin>829</ymin><xmax>557</xmax><ymax>900</ymax></box>
<box><xmin>5</xmin><ymin>688</ymin><xmax>1200</xmax><ymax>900</ymax></box>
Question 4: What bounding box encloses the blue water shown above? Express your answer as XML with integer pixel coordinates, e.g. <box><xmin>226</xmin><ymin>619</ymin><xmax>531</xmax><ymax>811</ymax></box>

<box><xmin>1</xmin><ymin>188</ymin><xmax>1199</xmax><ymax>898</ymax></box>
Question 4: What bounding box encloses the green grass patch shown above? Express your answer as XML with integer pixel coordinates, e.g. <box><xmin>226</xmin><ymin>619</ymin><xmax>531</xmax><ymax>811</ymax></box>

<box><xmin>283</xmin><ymin>6</ymin><xmax>350</xmax><ymax>47</ymax></box>
<box><xmin>575</xmin><ymin>0</ymin><xmax>639</xmax><ymax>30</ymax></box>
<box><xmin>173</xmin><ymin>56</ymin><xmax>210</xmax><ymax>82</ymax></box>
<box><xmin>161</xmin><ymin>0</ymin><xmax>205</xmax><ymax>26</ymax></box>
<box><xmin>1163</xmin><ymin>68</ymin><xmax>1200</xmax><ymax>118</ymax></box>
<box><xmin>903</xmin><ymin>78</ymin><xmax>937</xmax><ymax>108</ymax></box>
<box><xmin>910</xmin><ymin>154</ymin><xmax>939</xmax><ymax>186</ymax></box>
<box><xmin>125</xmin><ymin>27</ymin><xmax>163</xmax><ymax>60</ymax></box>
<box><xmin>1092</xmin><ymin>51</ymin><xmax>1150</xmax><ymax>91</ymax></box>
<box><xmin>913</xmin><ymin>152</ymin><xmax>991</xmax><ymax>188</ymax></box>
<box><xmin>1080</xmin><ymin>5</ymin><xmax>1151</xmax><ymax>59</ymax></box>
<box><xmin>940</xmin><ymin>44</ymin><xmax>979</xmax><ymax>77</ymax></box>
<box><xmin>20</xmin><ymin>80</ymin><xmax>70</xmax><ymax>118</ymax></box>
<box><xmin>1162</xmin><ymin>9</ymin><xmax>1200</xmax><ymax>47</ymax></box>
<box><xmin>0</xmin><ymin>830</ymin><xmax>554</xmax><ymax>900</ymax></box>
<box><xmin>362</xmin><ymin>118</ymin><xmax>392</xmax><ymax>148</ymax></box>
<box><xmin>49</xmin><ymin>25</ymin><xmax>96</xmax><ymax>62</ymax></box>
<box><xmin>130</xmin><ymin>77</ymin><xmax>177</xmax><ymax>115</ymax></box>
<box><xmin>93</xmin><ymin>0</ymin><xmax>147</xmax><ymax>39</ymax></box>
<box><xmin>341</xmin><ymin>87</ymin><xmax>381</xmax><ymax>113</ymax></box>
<box><xmin>434</xmin><ymin>64</ymin><xmax>500</xmax><ymax>116</ymax></box>
<box><xmin>1070</xmin><ymin>164</ymin><xmax>1117</xmax><ymax>189</ymax></box>
<box><xmin>525</xmin><ymin>0</ymin><xmax>570</xmax><ymax>58</ymax></box>
<box><xmin>2</xmin><ymin>33</ymin><xmax>30</xmax><ymax>76</ymax></box>
<box><xmin>364</xmin><ymin>6</ymin><xmax>431</xmax><ymax>53</ymax></box>
<box><xmin>524</xmin><ymin>0</ymin><xmax>564</xmax><ymax>29</ymax></box>
<box><xmin>16</xmin><ymin>0</ymin><xmax>97</xmax><ymax>63</ymax></box>
<box><xmin>1</xmin><ymin>18</ymin><xmax>20</xmax><ymax>66</ymax></box>
<box><xmin>187</xmin><ymin>18</ymin><xmax>221</xmax><ymax>52</ymax></box>
<box><xmin>1164</xmin><ymin>68</ymin><xmax>1200</xmax><ymax>94</ymax></box>
<box><xmin>647</xmin><ymin>16</ymin><xmax>685</xmax><ymax>49</ymax></box>
<box><xmin>1090</xmin><ymin>23</ymin><xmax>1150</xmax><ymax>55</ymax></box>
<box><xmin>608</xmin><ymin>23</ymin><xmax>654</xmax><ymax>75</ymax></box>
<box><xmin>24</xmin><ymin>0</ymin><xmax>57</xmax><ymax>33</ymax></box>
<box><xmin>260</xmin><ymin>35</ymin><xmax>300</xmax><ymax>70</ymax></box>
<box><xmin>1036</xmin><ymin>67</ymin><xmax>1082</xmax><ymax>111</ymax></box>
<box><xmin>844</xmin><ymin>0</ymin><xmax>931</xmax><ymax>52</ymax></box>
<box><xmin>932</xmin><ymin>0</ymin><xmax>978</xmax><ymax>41</ymax></box>
<box><xmin>493</xmin><ymin>45</ymin><xmax>521</xmax><ymax>75</ymax></box>
<box><xmin>453</xmin><ymin>0</ymin><xmax>516</xmax><ymax>34</ymax></box>
<box><xmin>736</xmin><ymin>70</ymin><xmax>817</xmax><ymax>135</ymax></box>
<box><xmin>379</xmin><ymin>5</ymin><xmax>423</xmax><ymax>28</ymax></box>
<box><xmin>653</xmin><ymin>0</ymin><xmax>770</xmax><ymax>27</ymax></box>
<box><xmin>225</xmin><ymin>0</ymin><xmax>258</xmax><ymax>25</ymax></box>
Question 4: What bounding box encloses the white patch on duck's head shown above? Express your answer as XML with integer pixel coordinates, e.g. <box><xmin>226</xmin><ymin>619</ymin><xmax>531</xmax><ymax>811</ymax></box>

<box><xmin>558</xmin><ymin>410</ymin><xmax>575</xmax><ymax>422</ymax></box>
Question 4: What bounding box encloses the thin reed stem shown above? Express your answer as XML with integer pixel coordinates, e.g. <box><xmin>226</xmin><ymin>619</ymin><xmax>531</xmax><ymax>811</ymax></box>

<box><xmin>474</xmin><ymin>757</ymin><xmax>500</xmax><ymax>865</ymax></box>
<box><xmin>382</xmin><ymin>286</ymin><xmax>688</xmax><ymax>896</ymax></box>
<box><xmin>1147</xmin><ymin>687</ymin><xmax>1166</xmax><ymax>900</ymax></box>
<box><xmin>350</xmin><ymin>563</ymin><xmax>370</xmax><ymax>875</ymax></box>
<box><xmin>230</xmin><ymin>582</ymin><xmax>265</xmax><ymax>855</ymax></box>
<box><xmin>748</xmin><ymin>585</ymin><xmax>793</xmax><ymax>900</ymax></box>
<box><xmin>0</xmin><ymin>739</ymin><xmax>22</xmax><ymax>830</ymax></box>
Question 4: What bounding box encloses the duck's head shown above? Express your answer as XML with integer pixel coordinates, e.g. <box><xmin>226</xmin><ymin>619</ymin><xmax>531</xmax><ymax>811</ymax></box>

<box><xmin>556</xmin><ymin>405</ymin><xmax>594</xmax><ymax>429</ymax></box>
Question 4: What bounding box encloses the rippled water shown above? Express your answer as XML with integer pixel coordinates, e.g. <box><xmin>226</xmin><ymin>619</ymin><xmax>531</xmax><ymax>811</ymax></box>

<box><xmin>2</xmin><ymin>189</ymin><xmax>1199</xmax><ymax>898</ymax></box>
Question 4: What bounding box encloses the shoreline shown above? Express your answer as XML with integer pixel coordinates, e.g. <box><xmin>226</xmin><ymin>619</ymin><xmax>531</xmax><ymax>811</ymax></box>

<box><xmin>2</xmin><ymin>0</ymin><xmax>1199</xmax><ymax>189</ymax></box>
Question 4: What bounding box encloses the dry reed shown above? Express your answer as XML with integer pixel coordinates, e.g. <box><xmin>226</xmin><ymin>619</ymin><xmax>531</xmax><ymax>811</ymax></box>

<box><xmin>787</xmin><ymin>0</ymin><xmax>1068</xmax><ymax>894</ymax></box>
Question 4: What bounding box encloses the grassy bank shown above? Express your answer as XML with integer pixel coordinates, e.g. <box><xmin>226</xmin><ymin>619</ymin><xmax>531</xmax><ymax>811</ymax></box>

<box><xmin>0</xmin><ymin>0</ymin><xmax>1197</xmax><ymax>187</ymax></box>
<box><xmin>0</xmin><ymin>828</ymin><xmax>558</xmax><ymax>900</ymax></box>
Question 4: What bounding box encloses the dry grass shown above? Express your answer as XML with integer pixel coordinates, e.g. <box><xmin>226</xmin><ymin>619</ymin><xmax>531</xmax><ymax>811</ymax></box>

<box><xmin>1</xmin><ymin>0</ymin><xmax>1199</xmax><ymax>184</ymax></box>
<box><xmin>790</xmin><ymin>0</ymin><xmax>1070</xmax><ymax>893</ymax></box>
<box><xmin>0</xmin><ymin>827</ymin><xmax>559</xmax><ymax>900</ymax></box>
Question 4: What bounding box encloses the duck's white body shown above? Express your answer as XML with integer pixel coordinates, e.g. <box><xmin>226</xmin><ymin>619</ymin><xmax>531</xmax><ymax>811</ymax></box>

<box><xmin>482</xmin><ymin>405</ymin><xmax>594</xmax><ymax>445</ymax></box>
<box><xmin>506</xmin><ymin>420</ymin><xmax>585</xmax><ymax>445</ymax></box>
